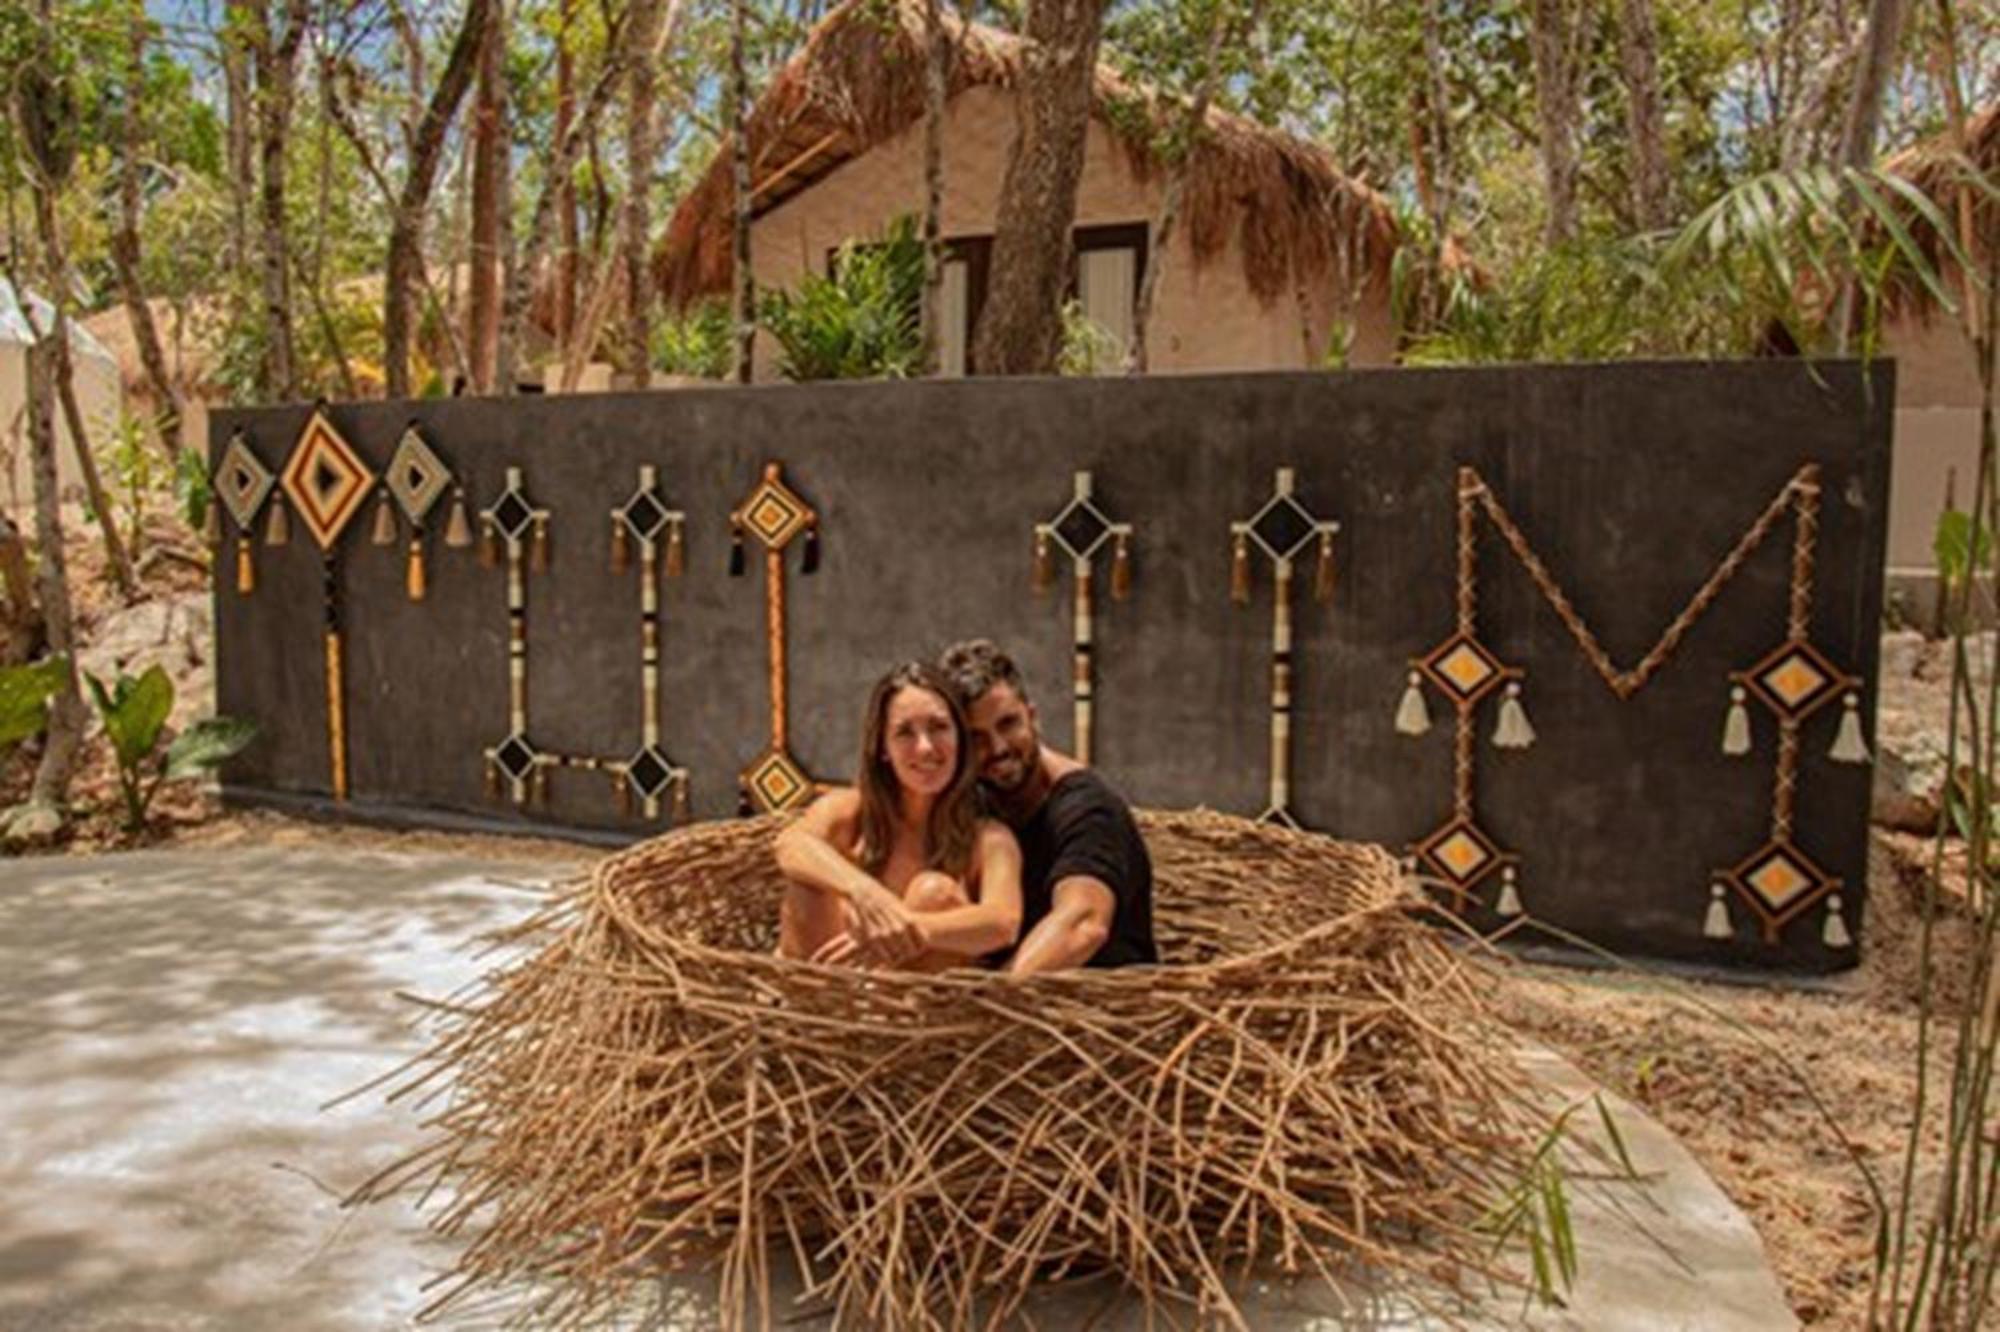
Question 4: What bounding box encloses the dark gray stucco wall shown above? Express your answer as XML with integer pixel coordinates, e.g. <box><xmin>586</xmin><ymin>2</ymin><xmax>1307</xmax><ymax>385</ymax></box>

<box><xmin>212</xmin><ymin>360</ymin><xmax>1892</xmax><ymax>971</ymax></box>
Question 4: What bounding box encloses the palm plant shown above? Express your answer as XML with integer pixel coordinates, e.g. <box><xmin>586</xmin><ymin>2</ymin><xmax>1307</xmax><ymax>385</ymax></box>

<box><xmin>758</xmin><ymin>214</ymin><xmax>927</xmax><ymax>381</ymax></box>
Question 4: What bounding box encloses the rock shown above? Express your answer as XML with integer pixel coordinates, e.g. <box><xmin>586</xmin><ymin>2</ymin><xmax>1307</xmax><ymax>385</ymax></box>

<box><xmin>1</xmin><ymin>799</ymin><xmax>64</xmax><ymax>846</ymax></box>
<box><xmin>1871</xmin><ymin>630</ymin><xmax>1995</xmax><ymax>831</ymax></box>
<box><xmin>75</xmin><ymin>592</ymin><xmax>214</xmax><ymax>732</ymax></box>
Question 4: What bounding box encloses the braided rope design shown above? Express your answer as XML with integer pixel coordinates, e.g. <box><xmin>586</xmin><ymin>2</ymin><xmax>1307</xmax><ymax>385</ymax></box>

<box><xmin>1464</xmin><ymin>465</ymin><xmax>1817</xmax><ymax>700</ymax></box>
<box><xmin>1772</xmin><ymin>722</ymin><xmax>1800</xmax><ymax>839</ymax></box>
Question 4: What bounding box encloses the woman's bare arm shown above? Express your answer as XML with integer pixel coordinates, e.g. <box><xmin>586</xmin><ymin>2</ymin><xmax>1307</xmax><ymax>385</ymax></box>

<box><xmin>773</xmin><ymin>789</ymin><xmax>922</xmax><ymax>957</ymax></box>
<box><xmin>911</xmin><ymin>822</ymin><xmax>1024</xmax><ymax>959</ymax></box>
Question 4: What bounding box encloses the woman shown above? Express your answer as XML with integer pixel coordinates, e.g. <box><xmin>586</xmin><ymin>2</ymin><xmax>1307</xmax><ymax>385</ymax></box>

<box><xmin>775</xmin><ymin>661</ymin><xmax>1023</xmax><ymax>970</ymax></box>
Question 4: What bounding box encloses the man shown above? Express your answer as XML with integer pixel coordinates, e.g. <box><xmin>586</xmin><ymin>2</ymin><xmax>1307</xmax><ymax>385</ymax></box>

<box><xmin>936</xmin><ymin>639</ymin><xmax>1156</xmax><ymax>973</ymax></box>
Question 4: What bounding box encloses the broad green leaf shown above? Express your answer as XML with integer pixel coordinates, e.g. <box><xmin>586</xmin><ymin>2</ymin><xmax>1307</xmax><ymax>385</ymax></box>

<box><xmin>0</xmin><ymin>655</ymin><xmax>68</xmax><ymax>747</ymax></box>
<box><xmin>89</xmin><ymin>666</ymin><xmax>174</xmax><ymax>768</ymax></box>
<box><xmin>1933</xmin><ymin>510</ymin><xmax>1993</xmax><ymax>582</ymax></box>
<box><xmin>163</xmin><ymin>716</ymin><xmax>258</xmax><ymax>780</ymax></box>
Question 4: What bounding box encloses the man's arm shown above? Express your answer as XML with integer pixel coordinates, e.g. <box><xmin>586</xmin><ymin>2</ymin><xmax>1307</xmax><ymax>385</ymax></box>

<box><xmin>1007</xmin><ymin>875</ymin><xmax>1114</xmax><ymax>975</ymax></box>
<box><xmin>773</xmin><ymin>790</ymin><xmax>923</xmax><ymax>960</ymax></box>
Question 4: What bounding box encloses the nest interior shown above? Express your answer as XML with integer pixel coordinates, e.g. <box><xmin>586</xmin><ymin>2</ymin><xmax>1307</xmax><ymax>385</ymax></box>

<box><xmin>359</xmin><ymin>809</ymin><xmax>1533</xmax><ymax>1330</ymax></box>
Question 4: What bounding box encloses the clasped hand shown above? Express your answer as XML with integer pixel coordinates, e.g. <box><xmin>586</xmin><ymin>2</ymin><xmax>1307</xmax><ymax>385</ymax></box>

<box><xmin>812</xmin><ymin>882</ymin><xmax>927</xmax><ymax>968</ymax></box>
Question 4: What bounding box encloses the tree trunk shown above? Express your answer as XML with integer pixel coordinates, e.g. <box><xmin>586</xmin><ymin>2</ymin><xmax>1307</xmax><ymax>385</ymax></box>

<box><xmin>222</xmin><ymin>0</ymin><xmax>254</xmax><ymax>282</ymax></box>
<box><xmin>1418</xmin><ymin>0</ymin><xmax>1453</xmax><ymax>241</ymax></box>
<box><xmin>113</xmin><ymin>0</ymin><xmax>189</xmax><ymax>460</ymax></box>
<box><xmin>621</xmin><ymin>0</ymin><xmax>667</xmax><ymax>387</ymax></box>
<box><xmin>496</xmin><ymin>1</ymin><xmax>670</xmax><ymax>391</ymax></box>
<box><xmin>1127</xmin><ymin>0</ymin><xmax>1245</xmax><ymax>375</ymax></box>
<box><xmin>971</xmin><ymin>0</ymin><xmax>1107</xmax><ymax>376</ymax></box>
<box><xmin>32</xmin><ymin>185</ymin><xmax>137</xmax><ymax>601</ymax></box>
<box><xmin>383</xmin><ymin>0</ymin><xmax>494</xmax><ymax>399</ymax></box>
<box><xmin>1529</xmin><ymin>0</ymin><xmax>1580</xmax><ymax>247</ymax></box>
<box><xmin>21</xmin><ymin>332</ymin><xmax>83</xmax><ymax>812</ymax></box>
<box><xmin>252</xmin><ymin>0</ymin><xmax>310</xmax><ymax>400</ymax></box>
<box><xmin>917</xmin><ymin>0</ymin><xmax>948</xmax><ymax>376</ymax></box>
<box><xmin>467</xmin><ymin>0</ymin><xmax>505</xmax><ymax>392</ymax></box>
<box><xmin>731</xmin><ymin>0</ymin><xmax>754</xmax><ymax>383</ymax></box>
<box><xmin>1830</xmin><ymin>0</ymin><xmax>1908</xmax><ymax>350</ymax></box>
<box><xmin>1618</xmin><ymin>0</ymin><xmax>1671</xmax><ymax>230</ymax></box>
<box><xmin>555</xmin><ymin>0</ymin><xmax>578</xmax><ymax>350</ymax></box>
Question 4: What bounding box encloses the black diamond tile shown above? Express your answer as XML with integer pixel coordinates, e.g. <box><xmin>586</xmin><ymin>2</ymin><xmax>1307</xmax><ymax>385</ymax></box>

<box><xmin>495</xmin><ymin>735</ymin><xmax>536</xmax><ymax>782</ymax></box>
<box><xmin>1055</xmin><ymin>503</ymin><xmax>1108</xmax><ymax>557</ymax></box>
<box><xmin>492</xmin><ymin>491</ymin><xmax>533</xmax><ymax>540</ymax></box>
<box><xmin>1253</xmin><ymin>496</ymin><xmax>1313</xmax><ymax>559</ymax></box>
<box><xmin>622</xmin><ymin>489</ymin><xmax>669</xmax><ymax>540</ymax></box>
<box><xmin>628</xmin><ymin>747</ymin><xmax>672</xmax><ymax>798</ymax></box>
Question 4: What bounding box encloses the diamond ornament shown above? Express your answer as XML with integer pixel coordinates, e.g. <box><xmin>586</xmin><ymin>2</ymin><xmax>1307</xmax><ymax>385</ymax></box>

<box><xmin>214</xmin><ymin>433</ymin><xmax>275</xmax><ymax>529</ymax></box>
<box><xmin>1248</xmin><ymin>492</ymin><xmax>1316</xmax><ymax>561</ymax></box>
<box><xmin>743</xmin><ymin>750</ymin><xmax>811</xmax><ymax>812</ymax></box>
<box><xmin>738</xmin><ymin>472</ymin><xmax>810</xmax><ymax>549</ymax></box>
<box><xmin>1744</xmin><ymin>637</ymin><xmax>1845</xmax><ymax>719</ymax></box>
<box><xmin>1419</xmin><ymin>633</ymin><xmax>1505</xmax><ymax>704</ymax></box>
<box><xmin>626</xmin><ymin>745</ymin><xmax>676</xmax><ymax>800</ymax></box>
<box><xmin>1414</xmin><ymin>817</ymin><xmax>1504</xmax><ymax>889</ymax></box>
<box><xmin>494</xmin><ymin>733</ymin><xmax>538</xmax><ymax>783</ymax></box>
<box><xmin>386</xmin><ymin>425</ymin><xmax>451</xmax><ymax>525</ymax></box>
<box><xmin>280</xmin><ymin>408</ymin><xmax>376</xmax><ymax>549</ymax></box>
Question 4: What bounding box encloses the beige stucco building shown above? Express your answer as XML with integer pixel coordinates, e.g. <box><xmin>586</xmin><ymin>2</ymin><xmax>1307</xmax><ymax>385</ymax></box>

<box><xmin>655</xmin><ymin>0</ymin><xmax>1399</xmax><ymax>383</ymax></box>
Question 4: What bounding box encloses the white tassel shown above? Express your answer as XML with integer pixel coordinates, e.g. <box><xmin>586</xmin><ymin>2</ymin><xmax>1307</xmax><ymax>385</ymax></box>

<box><xmin>1703</xmin><ymin>883</ymin><xmax>1734</xmax><ymax>940</ymax></box>
<box><xmin>1829</xmin><ymin>692</ymin><xmax>1871</xmax><ymax>765</ymax></box>
<box><xmin>1822</xmin><ymin>894</ymin><xmax>1853</xmax><ymax>949</ymax></box>
<box><xmin>1492</xmin><ymin>681</ymin><xmax>1536</xmax><ymax>750</ymax></box>
<box><xmin>1722</xmin><ymin>685</ymin><xmax>1752</xmax><ymax>756</ymax></box>
<box><xmin>1495</xmin><ymin>865</ymin><xmax>1523</xmax><ymax>917</ymax></box>
<box><xmin>1395</xmin><ymin>671</ymin><xmax>1431</xmax><ymax>736</ymax></box>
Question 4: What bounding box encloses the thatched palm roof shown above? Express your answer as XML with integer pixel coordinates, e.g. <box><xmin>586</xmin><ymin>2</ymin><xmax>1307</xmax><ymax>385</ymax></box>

<box><xmin>1876</xmin><ymin>100</ymin><xmax>1996</xmax><ymax>314</ymax></box>
<box><xmin>653</xmin><ymin>0</ymin><xmax>1399</xmax><ymax>311</ymax></box>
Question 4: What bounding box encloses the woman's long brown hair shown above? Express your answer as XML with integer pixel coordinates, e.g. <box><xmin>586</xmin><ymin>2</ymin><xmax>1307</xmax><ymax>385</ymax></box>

<box><xmin>855</xmin><ymin>662</ymin><xmax>979</xmax><ymax>880</ymax></box>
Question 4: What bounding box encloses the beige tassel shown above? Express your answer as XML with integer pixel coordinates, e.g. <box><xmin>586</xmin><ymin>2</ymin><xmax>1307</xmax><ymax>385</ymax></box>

<box><xmin>1494</xmin><ymin>865</ymin><xmax>1522</xmax><ymax>917</ymax></box>
<box><xmin>371</xmin><ymin>490</ymin><xmax>397</xmax><ymax>546</ymax></box>
<box><xmin>406</xmin><ymin>537</ymin><xmax>426</xmax><ymax>601</ymax></box>
<box><xmin>1703</xmin><ymin>883</ymin><xmax>1734</xmax><ymax>940</ymax></box>
<box><xmin>1032</xmin><ymin>527</ymin><xmax>1054</xmax><ymax>595</ymax></box>
<box><xmin>444</xmin><ymin>488</ymin><xmax>473</xmax><ymax>547</ymax></box>
<box><xmin>1829</xmin><ymin>692</ymin><xmax>1870</xmax><ymax>764</ymax></box>
<box><xmin>610</xmin><ymin>515</ymin><xmax>630</xmax><ymax>574</ymax></box>
<box><xmin>235</xmin><ymin>536</ymin><xmax>255</xmax><ymax>595</ymax></box>
<box><xmin>665</xmin><ymin>517</ymin><xmax>685</xmax><ymax>578</ymax></box>
<box><xmin>1313</xmin><ymin>529</ymin><xmax>1336</xmax><ymax>605</ymax></box>
<box><xmin>1822</xmin><ymin>894</ymin><xmax>1853</xmax><ymax>948</ymax></box>
<box><xmin>1110</xmin><ymin>531</ymin><xmax>1132</xmax><ymax>601</ymax></box>
<box><xmin>1722</xmin><ymin>685</ymin><xmax>1752</xmax><ymax>756</ymax></box>
<box><xmin>530</xmin><ymin>516</ymin><xmax>550</xmax><ymax>573</ymax></box>
<box><xmin>202</xmin><ymin>501</ymin><xmax>221</xmax><ymax>547</ymax></box>
<box><xmin>1492</xmin><ymin>682</ymin><xmax>1536</xmax><ymax>750</ymax></box>
<box><xmin>1395</xmin><ymin>671</ymin><xmax>1431</xmax><ymax>736</ymax></box>
<box><xmin>264</xmin><ymin>495</ymin><xmax>289</xmax><ymax>546</ymax></box>
<box><xmin>1229</xmin><ymin>530</ymin><xmax>1251</xmax><ymax>604</ymax></box>
<box><xmin>672</xmin><ymin>771</ymin><xmax>691</xmax><ymax>824</ymax></box>
<box><xmin>478</xmin><ymin>516</ymin><xmax>499</xmax><ymax>568</ymax></box>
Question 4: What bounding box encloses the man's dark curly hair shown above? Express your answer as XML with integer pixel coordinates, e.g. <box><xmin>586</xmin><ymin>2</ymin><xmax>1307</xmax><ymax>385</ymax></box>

<box><xmin>936</xmin><ymin>638</ymin><xmax>1031</xmax><ymax>709</ymax></box>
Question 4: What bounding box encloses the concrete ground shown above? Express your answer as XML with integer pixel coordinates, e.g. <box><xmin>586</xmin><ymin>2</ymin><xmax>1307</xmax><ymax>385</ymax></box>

<box><xmin>0</xmin><ymin>848</ymin><xmax>1798</xmax><ymax>1330</ymax></box>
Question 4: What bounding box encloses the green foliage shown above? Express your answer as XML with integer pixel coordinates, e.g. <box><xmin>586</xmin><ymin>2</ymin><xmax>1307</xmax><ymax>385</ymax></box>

<box><xmin>107</xmin><ymin>413</ymin><xmax>156</xmax><ymax>555</ymax></box>
<box><xmin>0</xmin><ymin>656</ymin><xmax>69</xmax><ymax>752</ymax></box>
<box><xmin>757</xmin><ymin>215</ymin><xmax>926</xmax><ymax>381</ymax></box>
<box><xmin>653</xmin><ymin>300</ymin><xmax>733</xmax><ymax>379</ymax></box>
<box><xmin>174</xmin><ymin>446</ymin><xmax>212</xmax><ymax>537</ymax></box>
<box><xmin>84</xmin><ymin>665</ymin><xmax>256</xmax><ymax>833</ymax></box>
<box><xmin>1057</xmin><ymin>299</ymin><xmax>1124</xmax><ymax>376</ymax></box>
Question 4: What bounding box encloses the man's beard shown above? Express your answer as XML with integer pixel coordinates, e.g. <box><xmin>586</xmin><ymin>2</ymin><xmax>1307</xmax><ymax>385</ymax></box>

<box><xmin>981</xmin><ymin>748</ymin><xmax>1032</xmax><ymax>794</ymax></box>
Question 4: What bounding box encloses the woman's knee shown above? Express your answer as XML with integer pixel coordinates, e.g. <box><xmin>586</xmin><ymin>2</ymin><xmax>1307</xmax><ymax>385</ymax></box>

<box><xmin>904</xmin><ymin>871</ymin><xmax>968</xmax><ymax>913</ymax></box>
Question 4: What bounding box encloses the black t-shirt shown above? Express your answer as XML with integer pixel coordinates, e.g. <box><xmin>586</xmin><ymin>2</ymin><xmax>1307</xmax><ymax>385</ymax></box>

<box><xmin>1011</xmin><ymin>770</ymin><xmax>1157</xmax><ymax>968</ymax></box>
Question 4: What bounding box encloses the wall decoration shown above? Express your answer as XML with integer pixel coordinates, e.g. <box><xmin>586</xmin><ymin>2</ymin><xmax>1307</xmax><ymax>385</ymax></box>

<box><xmin>276</xmin><ymin>404</ymin><xmax>378</xmax><ymax>801</ymax></box>
<box><xmin>476</xmin><ymin>466</ymin><xmax>693</xmax><ymax>822</ymax></box>
<box><xmin>481</xmin><ymin>467</ymin><xmax>554</xmax><ymax>807</ymax></box>
<box><xmin>211</xmin><ymin>427</ymin><xmax>275</xmax><ymax>594</ymax></box>
<box><xmin>1398</xmin><ymin>462</ymin><xmax>1869</xmax><ymax>944</ymax></box>
<box><xmin>1031</xmin><ymin>470</ymin><xmax>1133</xmax><ymax>764</ymax></box>
<box><xmin>376</xmin><ymin>422</ymin><xmax>472</xmax><ymax>601</ymax></box>
<box><xmin>730</xmin><ymin>462</ymin><xmax>820</xmax><ymax>816</ymax></box>
<box><xmin>1228</xmin><ymin>466</ymin><xmax>1339</xmax><ymax>830</ymax></box>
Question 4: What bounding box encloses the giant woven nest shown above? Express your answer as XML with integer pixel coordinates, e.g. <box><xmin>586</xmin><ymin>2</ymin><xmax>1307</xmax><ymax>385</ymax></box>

<box><xmin>356</xmin><ymin>810</ymin><xmax>1540</xmax><ymax>1329</ymax></box>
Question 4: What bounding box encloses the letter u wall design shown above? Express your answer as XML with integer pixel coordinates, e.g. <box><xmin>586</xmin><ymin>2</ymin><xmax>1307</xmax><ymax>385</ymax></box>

<box><xmin>212</xmin><ymin>363</ymin><xmax>1891</xmax><ymax>972</ymax></box>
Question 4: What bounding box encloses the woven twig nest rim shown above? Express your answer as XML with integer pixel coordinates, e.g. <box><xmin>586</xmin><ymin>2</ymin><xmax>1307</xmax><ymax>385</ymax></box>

<box><xmin>359</xmin><ymin>808</ymin><xmax>1534</xmax><ymax>1331</ymax></box>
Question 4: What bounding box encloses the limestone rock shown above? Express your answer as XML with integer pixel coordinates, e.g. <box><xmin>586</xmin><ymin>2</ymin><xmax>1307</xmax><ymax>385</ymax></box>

<box><xmin>75</xmin><ymin>592</ymin><xmax>214</xmax><ymax>732</ymax></box>
<box><xmin>1</xmin><ymin>799</ymin><xmax>64</xmax><ymax>845</ymax></box>
<box><xmin>1871</xmin><ymin>630</ymin><xmax>1995</xmax><ymax>831</ymax></box>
